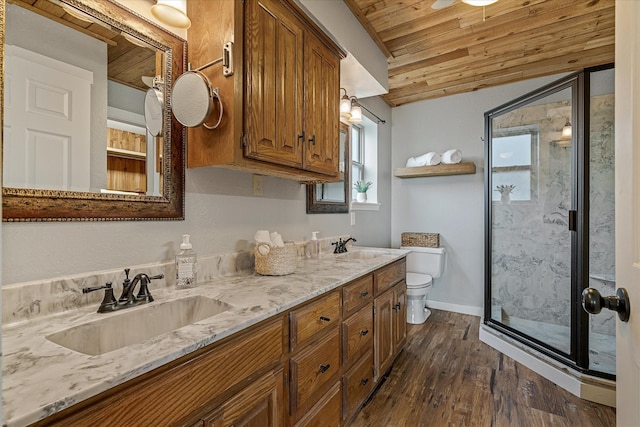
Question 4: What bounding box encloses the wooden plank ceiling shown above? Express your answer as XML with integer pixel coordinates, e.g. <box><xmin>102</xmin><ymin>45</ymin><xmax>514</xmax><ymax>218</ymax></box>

<box><xmin>344</xmin><ymin>0</ymin><xmax>615</xmax><ymax>107</ymax></box>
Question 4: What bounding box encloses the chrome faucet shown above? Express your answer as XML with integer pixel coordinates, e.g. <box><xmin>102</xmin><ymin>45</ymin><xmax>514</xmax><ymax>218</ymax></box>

<box><xmin>83</xmin><ymin>268</ymin><xmax>164</xmax><ymax>313</ymax></box>
<box><xmin>332</xmin><ymin>237</ymin><xmax>357</xmax><ymax>253</ymax></box>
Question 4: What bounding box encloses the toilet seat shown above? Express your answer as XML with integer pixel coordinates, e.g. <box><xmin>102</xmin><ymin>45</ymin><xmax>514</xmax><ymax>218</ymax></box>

<box><xmin>406</xmin><ymin>272</ymin><xmax>432</xmax><ymax>289</ymax></box>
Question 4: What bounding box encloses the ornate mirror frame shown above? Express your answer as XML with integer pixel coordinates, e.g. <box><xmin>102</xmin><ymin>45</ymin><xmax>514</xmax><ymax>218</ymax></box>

<box><xmin>1</xmin><ymin>0</ymin><xmax>186</xmax><ymax>221</ymax></box>
<box><xmin>306</xmin><ymin>122</ymin><xmax>350</xmax><ymax>214</ymax></box>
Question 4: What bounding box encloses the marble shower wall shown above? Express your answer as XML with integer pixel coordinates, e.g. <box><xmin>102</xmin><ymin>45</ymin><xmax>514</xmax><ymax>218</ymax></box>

<box><xmin>491</xmin><ymin>94</ymin><xmax>614</xmax><ymax>331</ymax></box>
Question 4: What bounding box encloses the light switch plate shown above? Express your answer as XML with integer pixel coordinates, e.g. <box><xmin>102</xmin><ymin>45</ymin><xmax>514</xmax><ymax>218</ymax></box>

<box><xmin>350</xmin><ymin>212</ymin><xmax>356</xmax><ymax>226</ymax></box>
<box><xmin>253</xmin><ymin>175</ymin><xmax>263</xmax><ymax>196</ymax></box>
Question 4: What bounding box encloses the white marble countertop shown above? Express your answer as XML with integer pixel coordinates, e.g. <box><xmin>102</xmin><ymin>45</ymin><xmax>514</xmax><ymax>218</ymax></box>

<box><xmin>2</xmin><ymin>247</ymin><xmax>408</xmax><ymax>427</ymax></box>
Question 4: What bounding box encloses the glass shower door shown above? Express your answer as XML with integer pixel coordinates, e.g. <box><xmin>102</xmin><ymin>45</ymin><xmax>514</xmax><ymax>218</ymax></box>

<box><xmin>487</xmin><ymin>79</ymin><xmax>576</xmax><ymax>357</ymax></box>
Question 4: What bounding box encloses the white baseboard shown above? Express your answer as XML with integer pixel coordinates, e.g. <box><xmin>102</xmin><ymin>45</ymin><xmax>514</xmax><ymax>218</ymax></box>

<box><xmin>426</xmin><ymin>299</ymin><xmax>483</xmax><ymax>317</ymax></box>
<box><xmin>479</xmin><ymin>325</ymin><xmax>616</xmax><ymax>407</ymax></box>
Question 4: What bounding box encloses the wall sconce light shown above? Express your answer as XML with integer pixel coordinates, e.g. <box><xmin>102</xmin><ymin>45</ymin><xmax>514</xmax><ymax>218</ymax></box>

<box><xmin>151</xmin><ymin>0</ymin><xmax>191</xmax><ymax>29</ymax></box>
<box><xmin>340</xmin><ymin>88</ymin><xmax>352</xmax><ymax>118</ymax></box>
<box><xmin>461</xmin><ymin>0</ymin><xmax>499</xmax><ymax>6</ymax></box>
<box><xmin>555</xmin><ymin>120</ymin><xmax>572</xmax><ymax>147</ymax></box>
<box><xmin>338</xmin><ymin>88</ymin><xmax>386</xmax><ymax>125</ymax></box>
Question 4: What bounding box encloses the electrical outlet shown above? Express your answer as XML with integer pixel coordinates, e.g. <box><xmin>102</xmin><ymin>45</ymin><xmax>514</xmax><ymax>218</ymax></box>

<box><xmin>350</xmin><ymin>212</ymin><xmax>356</xmax><ymax>226</ymax></box>
<box><xmin>253</xmin><ymin>175</ymin><xmax>263</xmax><ymax>196</ymax></box>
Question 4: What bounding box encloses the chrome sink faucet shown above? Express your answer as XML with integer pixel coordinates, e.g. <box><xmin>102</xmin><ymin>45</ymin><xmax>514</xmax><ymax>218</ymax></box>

<box><xmin>83</xmin><ymin>268</ymin><xmax>164</xmax><ymax>313</ymax></box>
<box><xmin>332</xmin><ymin>237</ymin><xmax>357</xmax><ymax>253</ymax></box>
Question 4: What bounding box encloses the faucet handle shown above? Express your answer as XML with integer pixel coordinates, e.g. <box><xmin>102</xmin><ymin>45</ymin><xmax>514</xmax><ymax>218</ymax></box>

<box><xmin>135</xmin><ymin>273</ymin><xmax>163</xmax><ymax>303</ymax></box>
<box><xmin>83</xmin><ymin>282</ymin><xmax>118</xmax><ymax>313</ymax></box>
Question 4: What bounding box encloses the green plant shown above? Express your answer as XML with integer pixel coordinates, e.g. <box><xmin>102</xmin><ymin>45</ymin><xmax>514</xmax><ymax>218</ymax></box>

<box><xmin>495</xmin><ymin>184</ymin><xmax>515</xmax><ymax>195</ymax></box>
<box><xmin>353</xmin><ymin>180</ymin><xmax>373</xmax><ymax>192</ymax></box>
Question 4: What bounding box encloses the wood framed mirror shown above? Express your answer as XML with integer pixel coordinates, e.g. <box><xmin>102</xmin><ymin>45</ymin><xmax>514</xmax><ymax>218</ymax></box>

<box><xmin>306</xmin><ymin>122</ymin><xmax>349</xmax><ymax>214</ymax></box>
<box><xmin>1</xmin><ymin>0</ymin><xmax>185</xmax><ymax>221</ymax></box>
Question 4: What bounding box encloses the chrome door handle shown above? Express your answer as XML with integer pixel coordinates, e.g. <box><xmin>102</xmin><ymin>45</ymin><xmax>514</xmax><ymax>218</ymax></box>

<box><xmin>582</xmin><ymin>287</ymin><xmax>631</xmax><ymax>322</ymax></box>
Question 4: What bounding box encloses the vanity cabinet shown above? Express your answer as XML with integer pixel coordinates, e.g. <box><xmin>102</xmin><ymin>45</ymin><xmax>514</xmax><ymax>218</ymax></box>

<box><xmin>373</xmin><ymin>260</ymin><xmax>407</xmax><ymax>382</ymax></box>
<box><xmin>186</xmin><ymin>0</ymin><xmax>343</xmax><ymax>182</ymax></box>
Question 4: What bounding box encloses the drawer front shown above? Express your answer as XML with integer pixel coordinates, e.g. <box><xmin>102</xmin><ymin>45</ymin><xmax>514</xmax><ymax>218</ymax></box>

<box><xmin>342</xmin><ymin>305</ymin><xmax>373</xmax><ymax>367</ymax></box>
<box><xmin>290</xmin><ymin>290</ymin><xmax>340</xmax><ymax>351</ymax></box>
<box><xmin>374</xmin><ymin>259</ymin><xmax>406</xmax><ymax>295</ymax></box>
<box><xmin>342</xmin><ymin>350</ymin><xmax>374</xmax><ymax>420</ymax></box>
<box><xmin>293</xmin><ymin>382</ymin><xmax>341</xmax><ymax>427</ymax></box>
<box><xmin>342</xmin><ymin>275</ymin><xmax>373</xmax><ymax>317</ymax></box>
<box><xmin>290</xmin><ymin>327</ymin><xmax>341</xmax><ymax>415</ymax></box>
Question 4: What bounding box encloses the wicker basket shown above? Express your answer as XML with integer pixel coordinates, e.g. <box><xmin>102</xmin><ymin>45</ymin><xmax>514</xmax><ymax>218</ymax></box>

<box><xmin>255</xmin><ymin>243</ymin><xmax>298</xmax><ymax>276</ymax></box>
<box><xmin>401</xmin><ymin>232</ymin><xmax>440</xmax><ymax>248</ymax></box>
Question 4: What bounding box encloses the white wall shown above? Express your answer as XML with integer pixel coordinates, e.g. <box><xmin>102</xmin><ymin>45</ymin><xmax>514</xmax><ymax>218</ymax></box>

<box><xmin>391</xmin><ymin>74</ymin><xmax>569</xmax><ymax>310</ymax></box>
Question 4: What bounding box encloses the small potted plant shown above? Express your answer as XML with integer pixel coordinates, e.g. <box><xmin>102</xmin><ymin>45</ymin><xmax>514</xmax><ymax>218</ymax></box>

<box><xmin>495</xmin><ymin>184</ymin><xmax>515</xmax><ymax>204</ymax></box>
<box><xmin>354</xmin><ymin>180</ymin><xmax>373</xmax><ymax>203</ymax></box>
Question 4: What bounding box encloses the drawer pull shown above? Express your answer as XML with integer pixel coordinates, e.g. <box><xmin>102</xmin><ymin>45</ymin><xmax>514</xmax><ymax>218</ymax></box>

<box><xmin>319</xmin><ymin>316</ymin><xmax>331</xmax><ymax>322</ymax></box>
<box><xmin>360</xmin><ymin>329</ymin><xmax>369</xmax><ymax>336</ymax></box>
<box><xmin>360</xmin><ymin>378</ymin><xmax>369</xmax><ymax>386</ymax></box>
<box><xmin>319</xmin><ymin>364</ymin><xmax>331</xmax><ymax>373</ymax></box>
<box><xmin>360</xmin><ymin>291</ymin><xmax>369</xmax><ymax>297</ymax></box>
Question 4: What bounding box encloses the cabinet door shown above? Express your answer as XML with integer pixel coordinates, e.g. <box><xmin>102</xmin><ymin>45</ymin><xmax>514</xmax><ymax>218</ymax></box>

<box><xmin>202</xmin><ymin>367</ymin><xmax>284</xmax><ymax>427</ymax></box>
<box><xmin>303</xmin><ymin>34</ymin><xmax>339</xmax><ymax>176</ymax></box>
<box><xmin>373</xmin><ymin>288</ymin><xmax>394</xmax><ymax>381</ymax></box>
<box><xmin>393</xmin><ymin>281</ymin><xmax>407</xmax><ymax>352</ymax></box>
<box><xmin>245</xmin><ymin>0</ymin><xmax>304</xmax><ymax>168</ymax></box>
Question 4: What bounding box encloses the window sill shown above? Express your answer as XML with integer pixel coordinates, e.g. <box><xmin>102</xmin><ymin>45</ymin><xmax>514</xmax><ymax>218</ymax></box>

<box><xmin>350</xmin><ymin>201</ymin><xmax>381</xmax><ymax>211</ymax></box>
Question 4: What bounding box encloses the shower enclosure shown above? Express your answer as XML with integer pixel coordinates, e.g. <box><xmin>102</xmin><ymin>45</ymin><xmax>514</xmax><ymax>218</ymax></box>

<box><xmin>484</xmin><ymin>66</ymin><xmax>615</xmax><ymax>379</ymax></box>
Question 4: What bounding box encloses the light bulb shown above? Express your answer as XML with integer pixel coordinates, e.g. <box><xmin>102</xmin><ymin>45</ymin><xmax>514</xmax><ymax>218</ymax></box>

<box><xmin>349</xmin><ymin>105</ymin><xmax>363</xmax><ymax>124</ymax></box>
<box><xmin>151</xmin><ymin>0</ymin><xmax>191</xmax><ymax>29</ymax></box>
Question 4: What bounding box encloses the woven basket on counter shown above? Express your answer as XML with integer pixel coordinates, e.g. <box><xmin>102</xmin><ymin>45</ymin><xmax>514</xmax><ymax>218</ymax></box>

<box><xmin>401</xmin><ymin>232</ymin><xmax>440</xmax><ymax>248</ymax></box>
<box><xmin>255</xmin><ymin>242</ymin><xmax>298</xmax><ymax>276</ymax></box>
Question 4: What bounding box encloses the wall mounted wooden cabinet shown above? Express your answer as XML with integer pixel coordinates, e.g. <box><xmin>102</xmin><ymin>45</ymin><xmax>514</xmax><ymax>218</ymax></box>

<box><xmin>187</xmin><ymin>0</ymin><xmax>343</xmax><ymax>182</ymax></box>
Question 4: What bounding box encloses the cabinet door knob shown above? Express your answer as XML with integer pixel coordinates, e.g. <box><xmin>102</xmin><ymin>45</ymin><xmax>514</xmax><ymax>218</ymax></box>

<box><xmin>360</xmin><ymin>378</ymin><xmax>369</xmax><ymax>386</ymax></box>
<box><xmin>360</xmin><ymin>329</ymin><xmax>369</xmax><ymax>336</ymax></box>
<box><xmin>319</xmin><ymin>364</ymin><xmax>331</xmax><ymax>373</ymax></box>
<box><xmin>319</xmin><ymin>316</ymin><xmax>331</xmax><ymax>322</ymax></box>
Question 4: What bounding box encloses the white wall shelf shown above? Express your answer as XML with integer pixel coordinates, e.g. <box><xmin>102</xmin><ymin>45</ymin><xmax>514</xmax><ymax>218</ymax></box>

<box><xmin>393</xmin><ymin>162</ymin><xmax>476</xmax><ymax>178</ymax></box>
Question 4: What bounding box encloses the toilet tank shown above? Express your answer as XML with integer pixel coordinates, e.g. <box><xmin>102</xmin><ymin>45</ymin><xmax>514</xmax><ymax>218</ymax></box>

<box><xmin>400</xmin><ymin>246</ymin><xmax>446</xmax><ymax>278</ymax></box>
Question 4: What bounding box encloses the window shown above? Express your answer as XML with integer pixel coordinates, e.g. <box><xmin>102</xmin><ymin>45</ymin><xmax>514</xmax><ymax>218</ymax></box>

<box><xmin>351</xmin><ymin>124</ymin><xmax>364</xmax><ymax>200</ymax></box>
<box><xmin>491</xmin><ymin>128</ymin><xmax>538</xmax><ymax>202</ymax></box>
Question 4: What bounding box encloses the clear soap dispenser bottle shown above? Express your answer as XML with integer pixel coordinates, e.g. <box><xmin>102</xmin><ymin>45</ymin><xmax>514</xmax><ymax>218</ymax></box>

<box><xmin>176</xmin><ymin>234</ymin><xmax>197</xmax><ymax>289</ymax></box>
<box><xmin>305</xmin><ymin>231</ymin><xmax>320</xmax><ymax>259</ymax></box>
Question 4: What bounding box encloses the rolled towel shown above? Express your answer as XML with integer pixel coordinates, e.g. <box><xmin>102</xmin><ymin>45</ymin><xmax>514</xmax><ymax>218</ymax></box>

<box><xmin>254</xmin><ymin>230</ymin><xmax>271</xmax><ymax>244</ymax></box>
<box><xmin>406</xmin><ymin>157</ymin><xmax>422</xmax><ymax>167</ymax></box>
<box><xmin>270</xmin><ymin>231</ymin><xmax>285</xmax><ymax>247</ymax></box>
<box><xmin>441</xmin><ymin>149</ymin><xmax>462</xmax><ymax>164</ymax></box>
<box><xmin>419</xmin><ymin>151</ymin><xmax>441</xmax><ymax>166</ymax></box>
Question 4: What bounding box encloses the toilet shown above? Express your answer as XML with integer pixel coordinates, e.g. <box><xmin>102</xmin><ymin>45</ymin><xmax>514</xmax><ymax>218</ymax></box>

<box><xmin>400</xmin><ymin>245</ymin><xmax>446</xmax><ymax>324</ymax></box>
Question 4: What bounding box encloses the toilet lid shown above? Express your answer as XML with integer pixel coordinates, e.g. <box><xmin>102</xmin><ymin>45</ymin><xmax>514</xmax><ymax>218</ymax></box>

<box><xmin>406</xmin><ymin>272</ymin><xmax>432</xmax><ymax>288</ymax></box>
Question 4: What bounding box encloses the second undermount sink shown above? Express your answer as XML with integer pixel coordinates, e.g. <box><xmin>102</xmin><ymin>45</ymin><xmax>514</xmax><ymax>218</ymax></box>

<box><xmin>336</xmin><ymin>249</ymin><xmax>387</xmax><ymax>260</ymax></box>
<box><xmin>46</xmin><ymin>296</ymin><xmax>231</xmax><ymax>356</ymax></box>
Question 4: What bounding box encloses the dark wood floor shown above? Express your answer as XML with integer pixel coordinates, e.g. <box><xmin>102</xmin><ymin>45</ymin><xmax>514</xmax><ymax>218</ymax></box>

<box><xmin>351</xmin><ymin>310</ymin><xmax>616</xmax><ymax>427</ymax></box>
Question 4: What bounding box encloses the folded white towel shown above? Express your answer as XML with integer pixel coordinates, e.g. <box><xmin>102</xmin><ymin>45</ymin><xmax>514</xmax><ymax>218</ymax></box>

<box><xmin>420</xmin><ymin>151</ymin><xmax>441</xmax><ymax>166</ymax></box>
<box><xmin>254</xmin><ymin>230</ymin><xmax>271</xmax><ymax>244</ymax></box>
<box><xmin>441</xmin><ymin>149</ymin><xmax>462</xmax><ymax>164</ymax></box>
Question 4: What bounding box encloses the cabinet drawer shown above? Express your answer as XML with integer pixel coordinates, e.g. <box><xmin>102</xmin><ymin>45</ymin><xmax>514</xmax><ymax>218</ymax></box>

<box><xmin>342</xmin><ymin>305</ymin><xmax>373</xmax><ymax>367</ymax></box>
<box><xmin>290</xmin><ymin>290</ymin><xmax>340</xmax><ymax>351</ymax></box>
<box><xmin>342</xmin><ymin>350</ymin><xmax>374</xmax><ymax>420</ymax></box>
<box><xmin>342</xmin><ymin>275</ymin><xmax>373</xmax><ymax>317</ymax></box>
<box><xmin>374</xmin><ymin>259</ymin><xmax>406</xmax><ymax>295</ymax></box>
<box><xmin>293</xmin><ymin>382</ymin><xmax>341</xmax><ymax>427</ymax></box>
<box><xmin>290</xmin><ymin>327</ymin><xmax>341</xmax><ymax>415</ymax></box>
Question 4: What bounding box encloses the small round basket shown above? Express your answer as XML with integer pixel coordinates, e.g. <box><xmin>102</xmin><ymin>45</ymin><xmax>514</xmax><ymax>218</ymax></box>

<box><xmin>255</xmin><ymin>242</ymin><xmax>298</xmax><ymax>276</ymax></box>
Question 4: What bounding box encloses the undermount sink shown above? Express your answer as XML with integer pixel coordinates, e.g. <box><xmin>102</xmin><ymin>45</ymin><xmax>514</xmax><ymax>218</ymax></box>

<box><xmin>46</xmin><ymin>296</ymin><xmax>231</xmax><ymax>356</ymax></box>
<box><xmin>336</xmin><ymin>250</ymin><xmax>387</xmax><ymax>260</ymax></box>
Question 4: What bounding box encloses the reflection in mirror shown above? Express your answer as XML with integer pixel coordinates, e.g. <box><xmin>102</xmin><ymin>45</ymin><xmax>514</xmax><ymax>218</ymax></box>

<box><xmin>306</xmin><ymin>122</ymin><xmax>349</xmax><ymax>214</ymax></box>
<box><xmin>2</xmin><ymin>0</ymin><xmax>186</xmax><ymax>221</ymax></box>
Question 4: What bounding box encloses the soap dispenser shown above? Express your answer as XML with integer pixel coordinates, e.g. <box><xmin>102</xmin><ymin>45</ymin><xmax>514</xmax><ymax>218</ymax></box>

<box><xmin>176</xmin><ymin>234</ymin><xmax>197</xmax><ymax>289</ymax></box>
<box><xmin>305</xmin><ymin>231</ymin><xmax>320</xmax><ymax>259</ymax></box>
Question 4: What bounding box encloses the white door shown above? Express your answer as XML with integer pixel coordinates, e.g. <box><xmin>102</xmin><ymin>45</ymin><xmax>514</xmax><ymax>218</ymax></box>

<box><xmin>4</xmin><ymin>45</ymin><xmax>92</xmax><ymax>191</ymax></box>
<box><xmin>615</xmin><ymin>1</ymin><xmax>640</xmax><ymax>424</ymax></box>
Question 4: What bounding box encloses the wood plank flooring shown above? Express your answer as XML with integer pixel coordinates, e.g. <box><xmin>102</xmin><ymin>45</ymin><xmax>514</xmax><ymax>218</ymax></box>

<box><xmin>351</xmin><ymin>310</ymin><xmax>616</xmax><ymax>427</ymax></box>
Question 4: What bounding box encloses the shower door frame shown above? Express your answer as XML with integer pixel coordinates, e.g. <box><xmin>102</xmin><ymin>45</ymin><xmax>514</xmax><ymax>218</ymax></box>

<box><xmin>484</xmin><ymin>66</ymin><xmax>614</xmax><ymax>381</ymax></box>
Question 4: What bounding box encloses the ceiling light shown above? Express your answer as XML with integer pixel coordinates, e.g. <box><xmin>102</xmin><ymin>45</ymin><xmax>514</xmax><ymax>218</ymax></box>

<box><xmin>461</xmin><ymin>0</ymin><xmax>499</xmax><ymax>6</ymax></box>
<box><xmin>151</xmin><ymin>0</ymin><xmax>191</xmax><ymax>29</ymax></box>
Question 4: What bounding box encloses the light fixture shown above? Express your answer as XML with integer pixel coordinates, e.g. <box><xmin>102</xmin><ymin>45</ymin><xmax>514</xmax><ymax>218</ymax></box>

<box><xmin>349</xmin><ymin>101</ymin><xmax>363</xmax><ymax>124</ymax></box>
<box><xmin>340</xmin><ymin>88</ymin><xmax>352</xmax><ymax>118</ymax></box>
<box><xmin>555</xmin><ymin>120</ymin><xmax>572</xmax><ymax>147</ymax></box>
<box><xmin>151</xmin><ymin>0</ymin><xmax>191</xmax><ymax>29</ymax></box>
<box><xmin>60</xmin><ymin>3</ymin><xmax>103</xmax><ymax>25</ymax></box>
<box><xmin>461</xmin><ymin>0</ymin><xmax>499</xmax><ymax>6</ymax></box>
